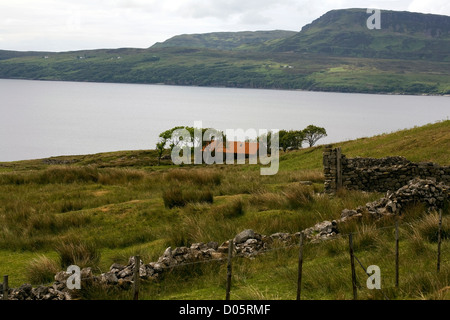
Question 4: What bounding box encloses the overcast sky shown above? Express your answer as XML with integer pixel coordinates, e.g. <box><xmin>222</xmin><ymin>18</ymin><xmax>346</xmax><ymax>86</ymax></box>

<box><xmin>1</xmin><ymin>0</ymin><xmax>449</xmax><ymax>52</ymax></box>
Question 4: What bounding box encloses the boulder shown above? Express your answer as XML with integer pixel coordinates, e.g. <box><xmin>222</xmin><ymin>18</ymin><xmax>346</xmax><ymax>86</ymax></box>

<box><xmin>54</xmin><ymin>271</ymin><xmax>70</xmax><ymax>283</ymax></box>
<box><xmin>32</xmin><ymin>286</ymin><xmax>50</xmax><ymax>300</ymax></box>
<box><xmin>172</xmin><ymin>247</ymin><xmax>189</xmax><ymax>256</ymax></box>
<box><xmin>101</xmin><ymin>272</ymin><xmax>119</xmax><ymax>285</ymax></box>
<box><xmin>206</xmin><ymin>241</ymin><xmax>219</xmax><ymax>250</ymax></box>
<box><xmin>211</xmin><ymin>252</ymin><xmax>226</xmax><ymax>260</ymax></box>
<box><xmin>217</xmin><ymin>241</ymin><xmax>231</xmax><ymax>253</ymax></box>
<box><xmin>110</xmin><ymin>263</ymin><xmax>126</xmax><ymax>273</ymax></box>
<box><xmin>157</xmin><ymin>247</ymin><xmax>177</xmax><ymax>267</ymax></box>
<box><xmin>117</xmin><ymin>266</ymin><xmax>133</xmax><ymax>279</ymax></box>
<box><xmin>149</xmin><ymin>262</ymin><xmax>164</xmax><ymax>273</ymax></box>
<box><xmin>234</xmin><ymin>229</ymin><xmax>256</xmax><ymax>244</ymax></box>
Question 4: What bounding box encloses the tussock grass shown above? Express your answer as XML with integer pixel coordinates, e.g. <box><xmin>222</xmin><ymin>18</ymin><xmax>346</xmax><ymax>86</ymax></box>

<box><xmin>55</xmin><ymin>238</ymin><xmax>101</xmax><ymax>269</ymax></box>
<box><xmin>407</xmin><ymin>228</ymin><xmax>430</xmax><ymax>256</ymax></box>
<box><xmin>353</xmin><ymin>224</ymin><xmax>382</xmax><ymax>251</ymax></box>
<box><xmin>213</xmin><ymin>167</ymin><xmax>273</xmax><ymax>196</ymax></box>
<box><xmin>162</xmin><ymin>185</ymin><xmax>214</xmax><ymax>209</ymax></box>
<box><xmin>283</xmin><ymin>183</ymin><xmax>315</xmax><ymax>209</ymax></box>
<box><xmin>415</xmin><ymin>212</ymin><xmax>450</xmax><ymax>243</ymax></box>
<box><xmin>249</xmin><ymin>191</ymin><xmax>287</xmax><ymax>211</ymax></box>
<box><xmin>215</xmin><ymin>197</ymin><xmax>245</xmax><ymax>219</ymax></box>
<box><xmin>246</xmin><ymin>181</ymin><xmax>315</xmax><ymax>211</ymax></box>
<box><xmin>0</xmin><ymin>166</ymin><xmax>147</xmax><ymax>185</ymax></box>
<box><xmin>1</xmin><ymin>121</ymin><xmax>450</xmax><ymax>298</ymax></box>
<box><xmin>402</xmin><ymin>266</ymin><xmax>450</xmax><ymax>299</ymax></box>
<box><xmin>163</xmin><ymin>207</ymin><xmax>238</xmax><ymax>247</ymax></box>
<box><xmin>26</xmin><ymin>255</ymin><xmax>60</xmax><ymax>285</ymax></box>
<box><xmin>164</xmin><ymin>168</ymin><xmax>222</xmax><ymax>186</ymax></box>
<box><xmin>104</xmin><ymin>241</ymin><xmax>168</xmax><ymax>268</ymax></box>
<box><xmin>285</xmin><ymin>170</ymin><xmax>325</xmax><ymax>183</ymax></box>
<box><xmin>0</xmin><ymin>207</ymin><xmax>91</xmax><ymax>251</ymax></box>
<box><xmin>79</xmin><ymin>204</ymin><xmax>450</xmax><ymax>300</ymax></box>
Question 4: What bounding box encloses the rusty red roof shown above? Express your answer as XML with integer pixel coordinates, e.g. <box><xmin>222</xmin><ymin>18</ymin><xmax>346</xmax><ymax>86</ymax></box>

<box><xmin>202</xmin><ymin>140</ymin><xmax>259</xmax><ymax>155</ymax></box>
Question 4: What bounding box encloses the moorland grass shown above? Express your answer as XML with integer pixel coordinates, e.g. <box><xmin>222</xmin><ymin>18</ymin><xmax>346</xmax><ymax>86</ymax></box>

<box><xmin>0</xmin><ymin>120</ymin><xmax>449</xmax><ymax>299</ymax></box>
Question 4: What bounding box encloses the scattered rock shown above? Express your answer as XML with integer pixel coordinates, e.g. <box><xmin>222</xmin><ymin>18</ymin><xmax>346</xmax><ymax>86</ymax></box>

<box><xmin>234</xmin><ymin>229</ymin><xmax>256</xmax><ymax>244</ymax></box>
<box><xmin>42</xmin><ymin>158</ymin><xmax>79</xmax><ymax>165</ymax></box>
<box><xmin>217</xmin><ymin>241</ymin><xmax>231</xmax><ymax>254</ymax></box>
<box><xmin>340</xmin><ymin>178</ymin><xmax>449</xmax><ymax>221</ymax></box>
<box><xmin>117</xmin><ymin>266</ymin><xmax>133</xmax><ymax>279</ymax></box>
<box><xmin>324</xmin><ymin>146</ymin><xmax>450</xmax><ymax>194</ymax></box>
<box><xmin>101</xmin><ymin>272</ymin><xmax>119</xmax><ymax>285</ymax></box>
<box><xmin>54</xmin><ymin>271</ymin><xmax>70</xmax><ymax>283</ymax></box>
<box><xmin>207</xmin><ymin>241</ymin><xmax>219</xmax><ymax>250</ymax></box>
<box><xmin>8</xmin><ymin>178</ymin><xmax>448</xmax><ymax>300</ymax></box>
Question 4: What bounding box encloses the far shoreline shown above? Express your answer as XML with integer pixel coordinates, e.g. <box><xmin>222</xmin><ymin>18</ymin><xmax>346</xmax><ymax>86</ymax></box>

<box><xmin>1</xmin><ymin>77</ymin><xmax>449</xmax><ymax>98</ymax></box>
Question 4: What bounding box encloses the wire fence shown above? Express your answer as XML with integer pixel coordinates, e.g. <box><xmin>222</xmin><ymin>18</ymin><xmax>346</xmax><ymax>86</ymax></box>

<box><xmin>1</xmin><ymin>210</ymin><xmax>447</xmax><ymax>300</ymax></box>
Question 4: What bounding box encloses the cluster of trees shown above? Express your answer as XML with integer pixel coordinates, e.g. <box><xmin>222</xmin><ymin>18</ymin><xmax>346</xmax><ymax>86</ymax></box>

<box><xmin>259</xmin><ymin>125</ymin><xmax>327</xmax><ymax>152</ymax></box>
<box><xmin>155</xmin><ymin>125</ymin><xmax>327</xmax><ymax>165</ymax></box>
<box><xmin>156</xmin><ymin>126</ymin><xmax>226</xmax><ymax>165</ymax></box>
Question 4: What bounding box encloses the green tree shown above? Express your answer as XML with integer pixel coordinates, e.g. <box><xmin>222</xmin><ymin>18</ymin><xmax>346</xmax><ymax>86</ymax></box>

<box><xmin>279</xmin><ymin>130</ymin><xmax>304</xmax><ymax>152</ymax></box>
<box><xmin>258</xmin><ymin>131</ymin><xmax>272</xmax><ymax>150</ymax></box>
<box><xmin>157</xmin><ymin>126</ymin><xmax>226</xmax><ymax>165</ymax></box>
<box><xmin>159</xmin><ymin>126</ymin><xmax>190</xmax><ymax>151</ymax></box>
<box><xmin>303</xmin><ymin>125</ymin><xmax>327</xmax><ymax>147</ymax></box>
<box><xmin>156</xmin><ymin>138</ymin><xmax>167</xmax><ymax>166</ymax></box>
<box><xmin>157</xmin><ymin>126</ymin><xmax>190</xmax><ymax>166</ymax></box>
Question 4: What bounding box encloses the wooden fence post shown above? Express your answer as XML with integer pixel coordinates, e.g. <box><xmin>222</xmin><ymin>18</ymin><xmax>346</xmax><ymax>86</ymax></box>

<box><xmin>437</xmin><ymin>209</ymin><xmax>443</xmax><ymax>273</ymax></box>
<box><xmin>2</xmin><ymin>275</ymin><xmax>8</xmax><ymax>301</ymax></box>
<box><xmin>226</xmin><ymin>240</ymin><xmax>234</xmax><ymax>300</ymax></box>
<box><xmin>296</xmin><ymin>233</ymin><xmax>304</xmax><ymax>301</ymax></box>
<box><xmin>349</xmin><ymin>233</ymin><xmax>357</xmax><ymax>300</ymax></box>
<box><xmin>133</xmin><ymin>255</ymin><xmax>140</xmax><ymax>300</ymax></box>
<box><xmin>395</xmin><ymin>220</ymin><xmax>400</xmax><ymax>288</ymax></box>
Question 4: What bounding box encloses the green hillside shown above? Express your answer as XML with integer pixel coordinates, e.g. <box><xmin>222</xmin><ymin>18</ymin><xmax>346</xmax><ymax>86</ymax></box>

<box><xmin>152</xmin><ymin>30</ymin><xmax>297</xmax><ymax>50</ymax></box>
<box><xmin>0</xmin><ymin>121</ymin><xmax>449</xmax><ymax>300</ymax></box>
<box><xmin>270</xmin><ymin>9</ymin><xmax>450</xmax><ymax>61</ymax></box>
<box><xmin>0</xmin><ymin>9</ymin><xmax>449</xmax><ymax>94</ymax></box>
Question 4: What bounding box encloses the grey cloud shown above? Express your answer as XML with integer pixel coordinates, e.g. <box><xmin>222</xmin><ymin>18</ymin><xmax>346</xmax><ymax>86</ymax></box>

<box><xmin>1</xmin><ymin>0</ymin><xmax>449</xmax><ymax>52</ymax></box>
<box><xmin>177</xmin><ymin>0</ymin><xmax>296</xmax><ymax>20</ymax></box>
<box><xmin>238</xmin><ymin>12</ymin><xmax>273</xmax><ymax>25</ymax></box>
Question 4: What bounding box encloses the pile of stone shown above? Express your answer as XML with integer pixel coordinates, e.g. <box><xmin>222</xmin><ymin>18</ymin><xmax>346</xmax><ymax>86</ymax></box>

<box><xmin>232</xmin><ymin>229</ymin><xmax>267</xmax><ymax>257</ymax></box>
<box><xmin>41</xmin><ymin>158</ymin><xmax>79</xmax><ymax>165</ymax></box>
<box><xmin>1</xmin><ymin>225</ymin><xmax>345</xmax><ymax>300</ymax></box>
<box><xmin>93</xmin><ymin>243</ymin><xmax>229</xmax><ymax>290</ymax></box>
<box><xmin>6</xmin><ymin>178</ymin><xmax>447</xmax><ymax>300</ymax></box>
<box><xmin>0</xmin><ymin>283</ymin><xmax>71</xmax><ymax>301</ymax></box>
<box><xmin>345</xmin><ymin>156</ymin><xmax>411</xmax><ymax>169</ymax></box>
<box><xmin>340</xmin><ymin>178</ymin><xmax>449</xmax><ymax>221</ymax></box>
<box><xmin>324</xmin><ymin>145</ymin><xmax>450</xmax><ymax>194</ymax></box>
<box><xmin>302</xmin><ymin>220</ymin><xmax>339</xmax><ymax>242</ymax></box>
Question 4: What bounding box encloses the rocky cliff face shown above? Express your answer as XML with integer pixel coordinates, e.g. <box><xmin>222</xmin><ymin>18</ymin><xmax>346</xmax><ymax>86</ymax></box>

<box><xmin>271</xmin><ymin>9</ymin><xmax>450</xmax><ymax>60</ymax></box>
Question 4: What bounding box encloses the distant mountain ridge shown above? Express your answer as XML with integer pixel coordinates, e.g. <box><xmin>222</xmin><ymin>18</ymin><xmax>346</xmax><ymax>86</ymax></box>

<box><xmin>268</xmin><ymin>9</ymin><xmax>450</xmax><ymax>60</ymax></box>
<box><xmin>151</xmin><ymin>9</ymin><xmax>450</xmax><ymax>60</ymax></box>
<box><xmin>151</xmin><ymin>30</ymin><xmax>297</xmax><ymax>51</ymax></box>
<box><xmin>0</xmin><ymin>8</ymin><xmax>449</xmax><ymax>95</ymax></box>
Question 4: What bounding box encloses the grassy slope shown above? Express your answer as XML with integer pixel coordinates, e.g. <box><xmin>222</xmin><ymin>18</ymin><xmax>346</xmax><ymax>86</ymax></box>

<box><xmin>151</xmin><ymin>30</ymin><xmax>298</xmax><ymax>50</ymax></box>
<box><xmin>280</xmin><ymin>120</ymin><xmax>450</xmax><ymax>171</ymax></box>
<box><xmin>0</xmin><ymin>47</ymin><xmax>449</xmax><ymax>94</ymax></box>
<box><xmin>271</xmin><ymin>9</ymin><xmax>450</xmax><ymax>61</ymax></box>
<box><xmin>0</xmin><ymin>120</ymin><xmax>449</xmax><ymax>299</ymax></box>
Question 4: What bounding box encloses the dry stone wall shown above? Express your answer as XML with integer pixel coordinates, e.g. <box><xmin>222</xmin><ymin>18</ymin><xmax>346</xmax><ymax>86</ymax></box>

<box><xmin>2</xmin><ymin>178</ymin><xmax>448</xmax><ymax>300</ymax></box>
<box><xmin>323</xmin><ymin>145</ymin><xmax>450</xmax><ymax>194</ymax></box>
